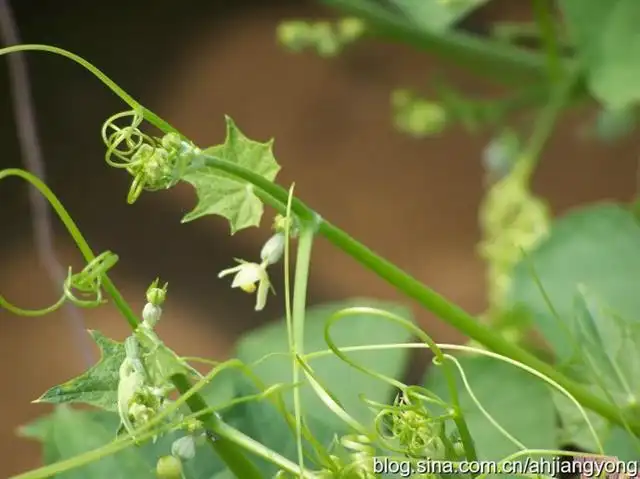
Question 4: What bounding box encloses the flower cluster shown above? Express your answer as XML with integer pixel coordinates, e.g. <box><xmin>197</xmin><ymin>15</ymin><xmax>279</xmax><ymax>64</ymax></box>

<box><xmin>277</xmin><ymin>17</ymin><xmax>365</xmax><ymax>57</ymax></box>
<box><xmin>117</xmin><ymin>280</ymin><xmax>172</xmax><ymax>440</ymax></box>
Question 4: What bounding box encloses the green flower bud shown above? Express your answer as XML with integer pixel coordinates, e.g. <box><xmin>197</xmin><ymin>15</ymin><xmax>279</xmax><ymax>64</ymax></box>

<box><xmin>313</xmin><ymin>22</ymin><xmax>341</xmax><ymax>57</ymax></box>
<box><xmin>156</xmin><ymin>455</ymin><xmax>183</xmax><ymax>478</ymax></box>
<box><xmin>337</xmin><ymin>17</ymin><xmax>365</xmax><ymax>42</ymax></box>
<box><xmin>146</xmin><ymin>279</ymin><xmax>168</xmax><ymax>306</ymax></box>
<box><xmin>405</xmin><ymin>101</ymin><xmax>448</xmax><ymax>136</ymax></box>
<box><xmin>277</xmin><ymin>21</ymin><xmax>309</xmax><ymax>51</ymax></box>
<box><xmin>161</xmin><ymin>132</ymin><xmax>182</xmax><ymax>152</ymax></box>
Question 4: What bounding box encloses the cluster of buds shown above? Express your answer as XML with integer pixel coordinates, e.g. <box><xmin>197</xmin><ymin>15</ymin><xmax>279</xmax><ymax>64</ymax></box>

<box><xmin>218</xmin><ymin>215</ymin><xmax>292</xmax><ymax>311</ymax></box>
<box><xmin>117</xmin><ymin>280</ymin><xmax>171</xmax><ymax>440</ymax></box>
<box><xmin>125</xmin><ymin>132</ymin><xmax>202</xmax><ymax>204</ymax></box>
<box><xmin>276</xmin><ymin>17</ymin><xmax>366</xmax><ymax>57</ymax></box>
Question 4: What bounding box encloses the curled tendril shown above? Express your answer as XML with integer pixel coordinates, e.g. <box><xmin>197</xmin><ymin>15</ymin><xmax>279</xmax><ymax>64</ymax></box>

<box><xmin>375</xmin><ymin>389</ymin><xmax>447</xmax><ymax>459</ymax></box>
<box><xmin>101</xmin><ymin>110</ymin><xmax>201</xmax><ymax>204</ymax></box>
<box><xmin>101</xmin><ymin>110</ymin><xmax>151</xmax><ymax>167</ymax></box>
<box><xmin>63</xmin><ymin>251</ymin><xmax>118</xmax><ymax>307</ymax></box>
<box><xmin>0</xmin><ymin>293</ymin><xmax>66</xmax><ymax>317</ymax></box>
<box><xmin>1</xmin><ymin>251</ymin><xmax>118</xmax><ymax>315</ymax></box>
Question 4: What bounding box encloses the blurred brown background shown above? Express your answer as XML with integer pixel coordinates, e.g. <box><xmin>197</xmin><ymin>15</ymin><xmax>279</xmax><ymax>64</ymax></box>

<box><xmin>0</xmin><ymin>0</ymin><xmax>638</xmax><ymax>476</ymax></box>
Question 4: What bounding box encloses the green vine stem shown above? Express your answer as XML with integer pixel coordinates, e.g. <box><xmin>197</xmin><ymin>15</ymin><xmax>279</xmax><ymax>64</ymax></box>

<box><xmin>320</xmin><ymin>0</ymin><xmax>565</xmax><ymax>85</ymax></box>
<box><xmin>0</xmin><ymin>45</ymin><xmax>637</xmax><ymax>437</ymax></box>
<box><xmin>289</xmin><ymin>215</ymin><xmax>316</xmax><ymax>473</ymax></box>
<box><xmin>201</xmin><ymin>155</ymin><xmax>640</xmax><ymax>435</ymax></box>
<box><xmin>532</xmin><ymin>0</ymin><xmax>561</xmax><ymax>83</ymax></box>
<box><xmin>0</xmin><ymin>169</ymin><xmax>262</xmax><ymax>479</ymax></box>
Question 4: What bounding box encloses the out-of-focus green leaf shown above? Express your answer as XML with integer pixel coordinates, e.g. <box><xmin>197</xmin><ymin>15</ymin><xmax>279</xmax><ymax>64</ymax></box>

<box><xmin>423</xmin><ymin>355</ymin><xmax>557</xmax><ymax>463</ymax></box>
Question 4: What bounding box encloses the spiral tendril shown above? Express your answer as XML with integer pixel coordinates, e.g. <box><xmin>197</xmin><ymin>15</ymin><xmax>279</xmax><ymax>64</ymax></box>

<box><xmin>1</xmin><ymin>250</ymin><xmax>118</xmax><ymax>315</ymax></box>
<box><xmin>375</xmin><ymin>390</ymin><xmax>446</xmax><ymax>460</ymax></box>
<box><xmin>63</xmin><ymin>251</ymin><xmax>118</xmax><ymax>307</ymax></box>
<box><xmin>101</xmin><ymin>110</ymin><xmax>202</xmax><ymax>204</ymax></box>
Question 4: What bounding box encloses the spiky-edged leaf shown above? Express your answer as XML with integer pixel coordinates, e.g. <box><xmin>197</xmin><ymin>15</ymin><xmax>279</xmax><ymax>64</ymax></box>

<box><xmin>182</xmin><ymin>116</ymin><xmax>281</xmax><ymax>234</ymax></box>
<box><xmin>35</xmin><ymin>330</ymin><xmax>125</xmax><ymax>411</ymax></box>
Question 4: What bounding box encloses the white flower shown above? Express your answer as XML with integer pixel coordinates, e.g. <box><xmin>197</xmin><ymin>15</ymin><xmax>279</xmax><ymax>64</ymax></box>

<box><xmin>218</xmin><ymin>259</ymin><xmax>274</xmax><ymax>311</ymax></box>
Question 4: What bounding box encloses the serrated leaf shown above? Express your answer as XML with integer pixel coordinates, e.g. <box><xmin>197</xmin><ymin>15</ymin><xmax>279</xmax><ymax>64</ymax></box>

<box><xmin>18</xmin><ymin>406</ymin><xmax>225</xmax><ymax>478</ymax></box>
<box><xmin>182</xmin><ymin>116</ymin><xmax>281</xmax><ymax>234</ymax></box>
<box><xmin>35</xmin><ymin>330</ymin><xmax>125</xmax><ymax>411</ymax></box>
<box><xmin>35</xmin><ymin>329</ymin><xmax>194</xmax><ymax>412</ymax></box>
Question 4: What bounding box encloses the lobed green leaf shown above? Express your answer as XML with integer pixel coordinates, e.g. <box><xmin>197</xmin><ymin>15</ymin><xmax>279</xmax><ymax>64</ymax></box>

<box><xmin>182</xmin><ymin>116</ymin><xmax>281</xmax><ymax>234</ymax></box>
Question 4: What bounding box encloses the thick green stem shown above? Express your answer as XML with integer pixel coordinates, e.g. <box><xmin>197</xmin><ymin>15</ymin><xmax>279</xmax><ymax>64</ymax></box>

<box><xmin>320</xmin><ymin>0</ymin><xmax>564</xmax><ymax>85</ymax></box>
<box><xmin>0</xmin><ymin>169</ymin><xmax>262</xmax><ymax>479</ymax></box>
<box><xmin>200</xmin><ymin>156</ymin><xmax>640</xmax><ymax>435</ymax></box>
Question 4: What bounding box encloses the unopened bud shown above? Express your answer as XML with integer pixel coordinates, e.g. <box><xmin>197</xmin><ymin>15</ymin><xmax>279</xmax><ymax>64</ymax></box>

<box><xmin>146</xmin><ymin>279</ymin><xmax>168</xmax><ymax>306</ymax></box>
<box><xmin>260</xmin><ymin>232</ymin><xmax>286</xmax><ymax>265</ymax></box>
<box><xmin>142</xmin><ymin>303</ymin><xmax>162</xmax><ymax>327</ymax></box>
<box><xmin>171</xmin><ymin>435</ymin><xmax>196</xmax><ymax>461</ymax></box>
<box><xmin>337</xmin><ymin>17</ymin><xmax>365</xmax><ymax>42</ymax></box>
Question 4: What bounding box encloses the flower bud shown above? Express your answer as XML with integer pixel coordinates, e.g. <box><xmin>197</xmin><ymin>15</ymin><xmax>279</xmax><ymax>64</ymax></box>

<box><xmin>337</xmin><ymin>17</ymin><xmax>365</xmax><ymax>42</ymax></box>
<box><xmin>277</xmin><ymin>21</ymin><xmax>309</xmax><ymax>51</ymax></box>
<box><xmin>146</xmin><ymin>279</ymin><xmax>168</xmax><ymax>306</ymax></box>
<box><xmin>156</xmin><ymin>455</ymin><xmax>183</xmax><ymax>478</ymax></box>
<box><xmin>171</xmin><ymin>435</ymin><xmax>196</xmax><ymax>461</ymax></box>
<box><xmin>161</xmin><ymin>133</ymin><xmax>183</xmax><ymax>152</ymax></box>
<box><xmin>260</xmin><ymin>232</ymin><xmax>285</xmax><ymax>266</ymax></box>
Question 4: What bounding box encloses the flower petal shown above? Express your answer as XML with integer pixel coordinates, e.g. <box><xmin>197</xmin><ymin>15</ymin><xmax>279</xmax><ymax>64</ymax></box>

<box><xmin>231</xmin><ymin>263</ymin><xmax>262</xmax><ymax>288</ymax></box>
<box><xmin>218</xmin><ymin>265</ymin><xmax>242</xmax><ymax>278</ymax></box>
<box><xmin>255</xmin><ymin>277</ymin><xmax>269</xmax><ymax>311</ymax></box>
